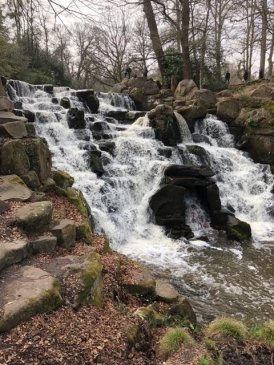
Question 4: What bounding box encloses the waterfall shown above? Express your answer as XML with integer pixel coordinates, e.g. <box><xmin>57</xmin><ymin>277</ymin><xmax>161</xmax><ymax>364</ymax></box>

<box><xmin>132</xmin><ymin>114</ymin><xmax>150</xmax><ymax>127</ymax></box>
<box><xmin>9</xmin><ymin>80</ymin><xmax>274</xmax><ymax>321</ymax></box>
<box><xmin>193</xmin><ymin>115</ymin><xmax>274</xmax><ymax>242</ymax></box>
<box><xmin>174</xmin><ymin>111</ymin><xmax>193</xmax><ymax>143</ymax></box>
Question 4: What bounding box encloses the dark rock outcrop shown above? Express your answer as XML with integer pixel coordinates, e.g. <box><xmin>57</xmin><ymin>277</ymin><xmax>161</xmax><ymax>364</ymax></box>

<box><xmin>75</xmin><ymin>90</ymin><xmax>99</xmax><ymax>113</ymax></box>
<box><xmin>67</xmin><ymin>108</ymin><xmax>86</xmax><ymax>129</ymax></box>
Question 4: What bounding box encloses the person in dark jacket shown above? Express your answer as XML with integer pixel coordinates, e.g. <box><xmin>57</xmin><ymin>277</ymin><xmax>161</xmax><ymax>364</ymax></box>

<box><xmin>124</xmin><ymin>65</ymin><xmax>132</xmax><ymax>79</ymax></box>
<box><xmin>243</xmin><ymin>69</ymin><xmax>249</xmax><ymax>83</ymax></box>
<box><xmin>225</xmin><ymin>71</ymin><xmax>230</xmax><ymax>85</ymax></box>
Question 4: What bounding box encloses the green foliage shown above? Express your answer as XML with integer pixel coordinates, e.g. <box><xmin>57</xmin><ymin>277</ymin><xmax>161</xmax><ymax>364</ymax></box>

<box><xmin>198</xmin><ymin>353</ymin><xmax>216</xmax><ymax>365</ymax></box>
<box><xmin>159</xmin><ymin>327</ymin><xmax>194</xmax><ymax>359</ymax></box>
<box><xmin>205</xmin><ymin>318</ymin><xmax>247</xmax><ymax>340</ymax></box>
<box><xmin>249</xmin><ymin>321</ymin><xmax>274</xmax><ymax>347</ymax></box>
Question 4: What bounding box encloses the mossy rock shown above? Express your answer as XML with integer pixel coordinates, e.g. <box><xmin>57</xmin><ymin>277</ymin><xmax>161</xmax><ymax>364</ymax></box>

<box><xmin>52</xmin><ymin>170</ymin><xmax>74</xmax><ymax>189</ymax></box>
<box><xmin>65</xmin><ymin>187</ymin><xmax>90</xmax><ymax>217</ymax></box>
<box><xmin>0</xmin><ymin>140</ymin><xmax>30</xmax><ymax>176</ymax></box>
<box><xmin>226</xmin><ymin>216</ymin><xmax>251</xmax><ymax>242</ymax></box>
<box><xmin>76</xmin><ymin>220</ymin><xmax>93</xmax><ymax>244</ymax></box>
<box><xmin>76</xmin><ymin>252</ymin><xmax>103</xmax><ymax>308</ymax></box>
<box><xmin>134</xmin><ymin>305</ymin><xmax>165</xmax><ymax>327</ymax></box>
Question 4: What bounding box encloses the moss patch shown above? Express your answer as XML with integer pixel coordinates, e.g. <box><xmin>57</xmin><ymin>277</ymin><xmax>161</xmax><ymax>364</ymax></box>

<box><xmin>205</xmin><ymin>318</ymin><xmax>247</xmax><ymax>340</ymax></box>
<box><xmin>159</xmin><ymin>327</ymin><xmax>194</xmax><ymax>359</ymax></box>
<box><xmin>65</xmin><ymin>188</ymin><xmax>90</xmax><ymax>217</ymax></box>
<box><xmin>249</xmin><ymin>320</ymin><xmax>274</xmax><ymax>347</ymax></box>
<box><xmin>76</xmin><ymin>220</ymin><xmax>93</xmax><ymax>244</ymax></box>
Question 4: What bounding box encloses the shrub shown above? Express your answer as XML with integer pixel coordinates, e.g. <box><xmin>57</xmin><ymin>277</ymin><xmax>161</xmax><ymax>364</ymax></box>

<box><xmin>159</xmin><ymin>327</ymin><xmax>194</xmax><ymax>359</ymax></box>
<box><xmin>205</xmin><ymin>318</ymin><xmax>247</xmax><ymax>340</ymax></box>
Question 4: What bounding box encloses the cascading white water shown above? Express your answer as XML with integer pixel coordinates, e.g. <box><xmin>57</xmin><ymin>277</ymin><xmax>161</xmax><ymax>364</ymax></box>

<box><xmin>193</xmin><ymin>115</ymin><xmax>274</xmax><ymax>242</ymax></box>
<box><xmin>9</xmin><ymin>81</ymin><xmax>274</xmax><ymax>321</ymax></box>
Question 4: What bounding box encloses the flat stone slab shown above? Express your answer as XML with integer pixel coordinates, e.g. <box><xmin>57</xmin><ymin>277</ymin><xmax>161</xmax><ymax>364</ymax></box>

<box><xmin>122</xmin><ymin>267</ymin><xmax>156</xmax><ymax>296</ymax></box>
<box><xmin>155</xmin><ymin>279</ymin><xmax>180</xmax><ymax>303</ymax></box>
<box><xmin>0</xmin><ymin>111</ymin><xmax>27</xmax><ymax>125</ymax></box>
<box><xmin>165</xmin><ymin>165</ymin><xmax>215</xmax><ymax>178</ymax></box>
<box><xmin>0</xmin><ymin>175</ymin><xmax>32</xmax><ymax>201</ymax></box>
<box><xmin>30</xmin><ymin>235</ymin><xmax>57</xmax><ymax>254</ymax></box>
<box><xmin>15</xmin><ymin>201</ymin><xmax>53</xmax><ymax>233</ymax></box>
<box><xmin>51</xmin><ymin>219</ymin><xmax>76</xmax><ymax>248</ymax></box>
<box><xmin>0</xmin><ymin>240</ymin><xmax>30</xmax><ymax>272</ymax></box>
<box><xmin>0</xmin><ymin>266</ymin><xmax>62</xmax><ymax>332</ymax></box>
<box><xmin>0</xmin><ymin>121</ymin><xmax>28</xmax><ymax>138</ymax></box>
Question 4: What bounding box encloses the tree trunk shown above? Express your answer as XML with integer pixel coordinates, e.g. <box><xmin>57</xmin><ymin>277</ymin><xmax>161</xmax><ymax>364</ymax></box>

<box><xmin>268</xmin><ymin>32</ymin><xmax>274</xmax><ymax>77</ymax></box>
<box><xmin>143</xmin><ymin>0</ymin><xmax>166</xmax><ymax>78</ymax></box>
<box><xmin>259</xmin><ymin>0</ymin><xmax>268</xmax><ymax>77</ymax></box>
<box><xmin>180</xmin><ymin>0</ymin><xmax>192</xmax><ymax>79</ymax></box>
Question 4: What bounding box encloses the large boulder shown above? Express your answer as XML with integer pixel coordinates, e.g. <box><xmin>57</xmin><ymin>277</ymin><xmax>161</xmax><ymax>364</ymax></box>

<box><xmin>176</xmin><ymin>105</ymin><xmax>207</xmax><ymax>131</ymax></box>
<box><xmin>217</xmin><ymin>89</ymin><xmax>233</xmax><ymax>98</ymax></box>
<box><xmin>21</xmin><ymin>170</ymin><xmax>41</xmax><ymax>189</ymax></box>
<box><xmin>0</xmin><ymin>121</ymin><xmax>27</xmax><ymax>139</ymax></box>
<box><xmin>165</xmin><ymin>165</ymin><xmax>215</xmax><ymax>178</ymax></box>
<box><xmin>155</xmin><ymin>280</ymin><xmax>180</xmax><ymax>303</ymax></box>
<box><xmin>0</xmin><ymin>140</ymin><xmax>30</xmax><ymax>176</ymax></box>
<box><xmin>122</xmin><ymin>267</ymin><xmax>155</xmax><ymax>296</ymax></box>
<box><xmin>0</xmin><ymin>175</ymin><xmax>32</xmax><ymax>201</ymax></box>
<box><xmin>15</xmin><ymin>201</ymin><xmax>53</xmax><ymax>233</ymax></box>
<box><xmin>52</xmin><ymin>170</ymin><xmax>74</xmax><ymax>189</ymax></box>
<box><xmin>75</xmin><ymin>90</ymin><xmax>99</xmax><ymax>113</ymax></box>
<box><xmin>225</xmin><ymin>216</ymin><xmax>251</xmax><ymax>242</ymax></box>
<box><xmin>30</xmin><ymin>235</ymin><xmax>57</xmax><ymax>254</ymax></box>
<box><xmin>67</xmin><ymin>108</ymin><xmax>86</xmax><ymax>129</ymax></box>
<box><xmin>249</xmin><ymin>84</ymin><xmax>274</xmax><ymax>98</ymax></box>
<box><xmin>194</xmin><ymin>89</ymin><xmax>217</xmax><ymax>108</ymax></box>
<box><xmin>0</xmin><ymin>111</ymin><xmax>27</xmax><ymax>124</ymax></box>
<box><xmin>216</xmin><ymin>98</ymin><xmax>241</xmax><ymax>122</ymax></box>
<box><xmin>23</xmin><ymin>138</ymin><xmax>52</xmax><ymax>182</ymax></box>
<box><xmin>147</xmin><ymin>104</ymin><xmax>181</xmax><ymax>146</ymax></box>
<box><xmin>60</xmin><ymin>97</ymin><xmax>71</xmax><ymax>109</ymax></box>
<box><xmin>0</xmin><ymin>266</ymin><xmax>62</xmax><ymax>332</ymax></box>
<box><xmin>128</xmin><ymin>77</ymin><xmax>160</xmax><ymax>95</ymax></box>
<box><xmin>174</xmin><ymin>79</ymin><xmax>198</xmax><ymax>101</ymax></box>
<box><xmin>0</xmin><ymin>96</ymin><xmax>14</xmax><ymax>111</ymax></box>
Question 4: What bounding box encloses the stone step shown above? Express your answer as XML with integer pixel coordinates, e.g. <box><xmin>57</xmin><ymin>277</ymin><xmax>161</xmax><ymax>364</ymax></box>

<box><xmin>0</xmin><ymin>121</ymin><xmax>27</xmax><ymax>138</ymax></box>
<box><xmin>0</xmin><ymin>175</ymin><xmax>32</xmax><ymax>201</ymax></box>
<box><xmin>0</xmin><ymin>266</ymin><xmax>62</xmax><ymax>332</ymax></box>
<box><xmin>15</xmin><ymin>201</ymin><xmax>53</xmax><ymax>233</ymax></box>
<box><xmin>0</xmin><ymin>111</ymin><xmax>27</xmax><ymax>125</ymax></box>
<box><xmin>51</xmin><ymin>219</ymin><xmax>76</xmax><ymax>248</ymax></box>
<box><xmin>0</xmin><ymin>240</ymin><xmax>30</xmax><ymax>272</ymax></box>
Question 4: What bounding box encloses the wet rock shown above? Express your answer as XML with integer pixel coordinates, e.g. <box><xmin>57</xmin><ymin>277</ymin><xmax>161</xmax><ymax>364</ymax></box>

<box><xmin>0</xmin><ymin>240</ymin><xmax>30</xmax><ymax>272</ymax></box>
<box><xmin>21</xmin><ymin>170</ymin><xmax>41</xmax><ymax>189</ymax></box>
<box><xmin>105</xmin><ymin>110</ymin><xmax>128</xmax><ymax>121</ymax></box>
<box><xmin>88</xmin><ymin>150</ymin><xmax>104</xmax><ymax>176</ymax></box>
<box><xmin>1</xmin><ymin>140</ymin><xmax>30</xmax><ymax>176</ymax></box>
<box><xmin>205</xmin><ymin>183</ymin><xmax>222</xmax><ymax>213</ymax></box>
<box><xmin>158</xmin><ymin>147</ymin><xmax>173</xmax><ymax>158</ymax></box>
<box><xmin>53</xmin><ymin>170</ymin><xmax>74</xmax><ymax>189</ymax></box>
<box><xmin>169</xmin><ymin>298</ymin><xmax>197</xmax><ymax>325</ymax></box>
<box><xmin>74</xmin><ymin>129</ymin><xmax>91</xmax><ymax>141</ymax></box>
<box><xmin>127</xmin><ymin>111</ymin><xmax>146</xmax><ymax>121</ymax></box>
<box><xmin>43</xmin><ymin>85</ymin><xmax>54</xmax><ymax>94</ymax></box>
<box><xmin>175</xmin><ymin>79</ymin><xmax>198</xmax><ymax>101</ymax></box>
<box><xmin>60</xmin><ymin>97</ymin><xmax>71</xmax><ymax>109</ymax></box>
<box><xmin>176</xmin><ymin>105</ymin><xmax>207</xmax><ymax>129</ymax></box>
<box><xmin>0</xmin><ymin>175</ymin><xmax>32</xmax><ymax>201</ymax></box>
<box><xmin>148</xmin><ymin>104</ymin><xmax>181</xmax><ymax>146</ymax></box>
<box><xmin>165</xmin><ymin>165</ymin><xmax>215</xmax><ymax>178</ymax></box>
<box><xmin>92</xmin><ymin>121</ymin><xmax>111</xmax><ymax>132</ymax></box>
<box><xmin>155</xmin><ymin>280</ymin><xmax>180</xmax><ymax>303</ymax></box>
<box><xmin>51</xmin><ymin>219</ymin><xmax>76</xmax><ymax>248</ymax></box>
<box><xmin>0</xmin><ymin>266</ymin><xmax>62</xmax><ymax>332</ymax></box>
<box><xmin>15</xmin><ymin>201</ymin><xmax>53</xmax><ymax>233</ymax></box>
<box><xmin>226</xmin><ymin>216</ymin><xmax>251</xmax><ymax>242</ymax></box>
<box><xmin>183</xmin><ymin>145</ymin><xmax>211</xmax><ymax>165</ymax></box>
<box><xmin>98</xmin><ymin>141</ymin><xmax>116</xmax><ymax>156</ymax></box>
<box><xmin>169</xmin><ymin>177</ymin><xmax>211</xmax><ymax>187</ymax></box>
<box><xmin>75</xmin><ymin>90</ymin><xmax>99</xmax><ymax>113</ymax></box>
<box><xmin>30</xmin><ymin>235</ymin><xmax>57</xmax><ymax>254</ymax></box>
<box><xmin>192</xmin><ymin>133</ymin><xmax>212</xmax><ymax>145</ymax></box>
<box><xmin>123</xmin><ymin>267</ymin><xmax>156</xmax><ymax>296</ymax></box>
<box><xmin>67</xmin><ymin>108</ymin><xmax>86</xmax><ymax>129</ymax></box>
<box><xmin>51</xmin><ymin>97</ymin><xmax>58</xmax><ymax>104</ymax></box>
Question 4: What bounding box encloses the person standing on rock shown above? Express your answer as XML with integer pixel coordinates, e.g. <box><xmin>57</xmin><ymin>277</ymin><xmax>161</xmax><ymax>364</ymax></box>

<box><xmin>225</xmin><ymin>71</ymin><xmax>230</xmax><ymax>85</ymax></box>
<box><xmin>124</xmin><ymin>65</ymin><xmax>132</xmax><ymax>79</ymax></box>
<box><xmin>243</xmin><ymin>69</ymin><xmax>249</xmax><ymax>83</ymax></box>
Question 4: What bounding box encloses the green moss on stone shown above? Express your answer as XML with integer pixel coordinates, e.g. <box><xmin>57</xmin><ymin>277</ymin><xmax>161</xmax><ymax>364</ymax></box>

<box><xmin>76</xmin><ymin>220</ymin><xmax>93</xmax><ymax>244</ymax></box>
<box><xmin>77</xmin><ymin>252</ymin><xmax>103</xmax><ymax>307</ymax></box>
<box><xmin>65</xmin><ymin>188</ymin><xmax>89</xmax><ymax>217</ymax></box>
<box><xmin>53</xmin><ymin>170</ymin><xmax>74</xmax><ymax>189</ymax></box>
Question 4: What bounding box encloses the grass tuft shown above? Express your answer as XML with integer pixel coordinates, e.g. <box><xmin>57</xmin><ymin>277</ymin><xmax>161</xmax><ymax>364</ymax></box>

<box><xmin>205</xmin><ymin>317</ymin><xmax>247</xmax><ymax>340</ymax></box>
<box><xmin>198</xmin><ymin>353</ymin><xmax>215</xmax><ymax>365</ymax></box>
<box><xmin>159</xmin><ymin>327</ymin><xmax>194</xmax><ymax>359</ymax></box>
<box><xmin>249</xmin><ymin>320</ymin><xmax>274</xmax><ymax>347</ymax></box>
